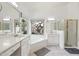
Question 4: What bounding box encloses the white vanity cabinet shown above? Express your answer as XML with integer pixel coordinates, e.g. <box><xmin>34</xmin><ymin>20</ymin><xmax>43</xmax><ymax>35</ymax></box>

<box><xmin>21</xmin><ymin>36</ymin><xmax>30</xmax><ymax>56</ymax></box>
<box><xmin>0</xmin><ymin>43</ymin><xmax>20</xmax><ymax>56</ymax></box>
<box><xmin>0</xmin><ymin>35</ymin><xmax>30</xmax><ymax>56</ymax></box>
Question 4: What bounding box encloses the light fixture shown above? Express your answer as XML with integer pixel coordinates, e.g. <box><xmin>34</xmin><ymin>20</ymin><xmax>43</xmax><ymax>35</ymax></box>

<box><xmin>3</xmin><ymin>18</ymin><xmax>10</xmax><ymax>21</ymax></box>
<box><xmin>41</xmin><ymin>24</ymin><xmax>43</xmax><ymax>26</ymax></box>
<box><xmin>48</xmin><ymin>18</ymin><xmax>55</xmax><ymax>20</ymax></box>
<box><xmin>3</xmin><ymin>42</ymin><xmax>10</xmax><ymax>46</ymax></box>
<box><xmin>10</xmin><ymin>2</ymin><xmax>18</xmax><ymax>7</ymax></box>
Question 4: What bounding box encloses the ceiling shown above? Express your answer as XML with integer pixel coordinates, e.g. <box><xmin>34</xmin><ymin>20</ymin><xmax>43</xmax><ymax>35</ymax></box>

<box><xmin>16</xmin><ymin>2</ymin><xmax>68</xmax><ymax>18</ymax></box>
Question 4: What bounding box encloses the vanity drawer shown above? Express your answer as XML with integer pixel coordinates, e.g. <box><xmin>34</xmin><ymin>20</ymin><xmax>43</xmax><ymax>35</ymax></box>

<box><xmin>1</xmin><ymin>43</ymin><xmax>20</xmax><ymax>56</ymax></box>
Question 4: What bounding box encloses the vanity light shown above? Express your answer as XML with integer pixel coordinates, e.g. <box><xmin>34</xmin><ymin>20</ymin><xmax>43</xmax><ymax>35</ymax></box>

<box><xmin>3</xmin><ymin>18</ymin><xmax>10</xmax><ymax>21</ymax></box>
<box><xmin>3</xmin><ymin>42</ymin><xmax>10</xmax><ymax>46</ymax></box>
<box><xmin>48</xmin><ymin>18</ymin><xmax>55</xmax><ymax>20</ymax></box>
<box><xmin>10</xmin><ymin>2</ymin><xmax>18</xmax><ymax>7</ymax></box>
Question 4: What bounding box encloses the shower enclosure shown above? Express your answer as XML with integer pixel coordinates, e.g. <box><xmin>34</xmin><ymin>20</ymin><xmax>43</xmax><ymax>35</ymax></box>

<box><xmin>64</xmin><ymin>19</ymin><xmax>78</xmax><ymax>48</ymax></box>
<box><xmin>46</xmin><ymin>19</ymin><xmax>64</xmax><ymax>47</ymax></box>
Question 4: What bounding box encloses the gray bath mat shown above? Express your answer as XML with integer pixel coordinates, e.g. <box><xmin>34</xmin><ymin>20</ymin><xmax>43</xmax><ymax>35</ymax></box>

<box><xmin>34</xmin><ymin>47</ymin><xmax>50</xmax><ymax>56</ymax></box>
<box><xmin>65</xmin><ymin>48</ymin><xmax>79</xmax><ymax>54</ymax></box>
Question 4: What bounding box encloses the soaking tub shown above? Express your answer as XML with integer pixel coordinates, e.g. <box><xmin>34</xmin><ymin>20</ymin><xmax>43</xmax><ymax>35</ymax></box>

<box><xmin>30</xmin><ymin>35</ymin><xmax>47</xmax><ymax>53</ymax></box>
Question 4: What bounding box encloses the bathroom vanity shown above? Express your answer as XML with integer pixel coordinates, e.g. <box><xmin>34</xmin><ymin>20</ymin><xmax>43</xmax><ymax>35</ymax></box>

<box><xmin>0</xmin><ymin>34</ymin><xmax>30</xmax><ymax>56</ymax></box>
<box><xmin>0</xmin><ymin>2</ymin><xmax>30</xmax><ymax>56</ymax></box>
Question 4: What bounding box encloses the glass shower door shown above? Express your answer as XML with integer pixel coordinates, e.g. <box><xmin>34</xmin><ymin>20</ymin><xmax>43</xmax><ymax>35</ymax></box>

<box><xmin>65</xmin><ymin>19</ymin><xmax>77</xmax><ymax>47</ymax></box>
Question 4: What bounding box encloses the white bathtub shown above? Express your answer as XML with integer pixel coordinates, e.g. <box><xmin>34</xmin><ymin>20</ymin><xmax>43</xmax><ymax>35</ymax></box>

<box><xmin>30</xmin><ymin>35</ymin><xmax>47</xmax><ymax>53</ymax></box>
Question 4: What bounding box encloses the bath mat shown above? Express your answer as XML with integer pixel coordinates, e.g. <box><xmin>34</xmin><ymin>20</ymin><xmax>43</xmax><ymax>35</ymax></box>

<box><xmin>65</xmin><ymin>48</ymin><xmax>79</xmax><ymax>54</ymax></box>
<box><xmin>34</xmin><ymin>47</ymin><xmax>50</xmax><ymax>56</ymax></box>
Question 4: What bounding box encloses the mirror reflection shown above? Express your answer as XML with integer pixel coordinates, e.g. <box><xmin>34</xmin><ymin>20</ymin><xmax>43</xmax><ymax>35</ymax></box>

<box><xmin>20</xmin><ymin>18</ymin><xmax>27</xmax><ymax>34</ymax></box>
<box><xmin>14</xmin><ymin>19</ymin><xmax>20</xmax><ymax>34</ymax></box>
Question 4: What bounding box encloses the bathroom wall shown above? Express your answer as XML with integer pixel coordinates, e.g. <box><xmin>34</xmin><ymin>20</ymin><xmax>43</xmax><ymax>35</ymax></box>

<box><xmin>29</xmin><ymin>4</ymin><xmax>67</xmax><ymax>20</ymax></box>
<box><xmin>14</xmin><ymin>2</ymin><xmax>79</xmax><ymax>47</ymax></box>
<box><xmin>27</xmin><ymin>3</ymin><xmax>67</xmax><ymax>45</ymax></box>
<box><xmin>67</xmin><ymin>2</ymin><xmax>79</xmax><ymax>19</ymax></box>
<box><xmin>17</xmin><ymin>2</ymin><xmax>68</xmax><ymax>22</ymax></box>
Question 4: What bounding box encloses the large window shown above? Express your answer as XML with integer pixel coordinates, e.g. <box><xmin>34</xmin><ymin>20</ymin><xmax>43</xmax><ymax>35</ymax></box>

<box><xmin>3</xmin><ymin>21</ymin><xmax>10</xmax><ymax>30</ymax></box>
<box><xmin>0</xmin><ymin>18</ymin><xmax>11</xmax><ymax>32</ymax></box>
<box><xmin>31</xmin><ymin>20</ymin><xmax>44</xmax><ymax>35</ymax></box>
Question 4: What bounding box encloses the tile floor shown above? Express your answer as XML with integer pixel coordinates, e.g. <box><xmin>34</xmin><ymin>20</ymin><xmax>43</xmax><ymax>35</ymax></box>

<box><xmin>30</xmin><ymin>45</ymin><xmax>79</xmax><ymax>56</ymax></box>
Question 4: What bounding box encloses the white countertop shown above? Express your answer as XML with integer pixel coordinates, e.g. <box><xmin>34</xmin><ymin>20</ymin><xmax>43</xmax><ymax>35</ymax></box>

<box><xmin>0</xmin><ymin>34</ymin><xmax>29</xmax><ymax>55</ymax></box>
